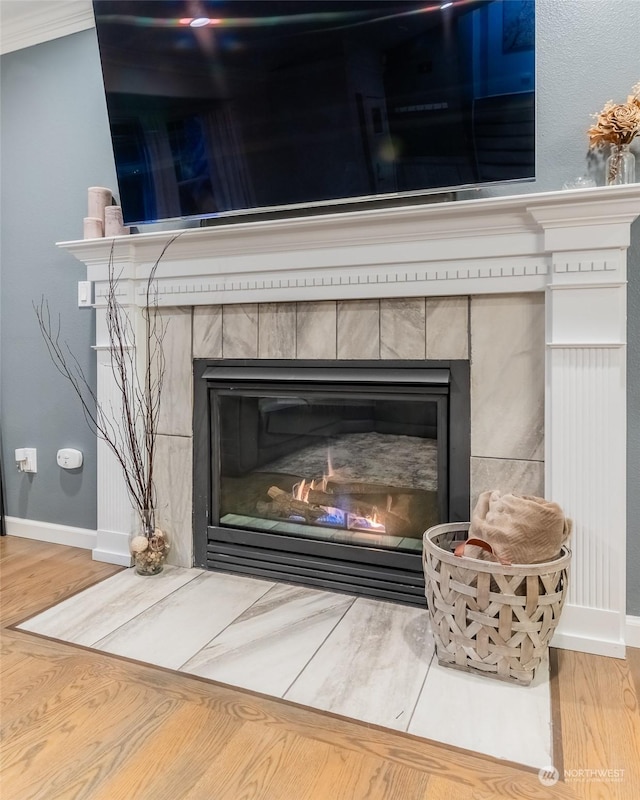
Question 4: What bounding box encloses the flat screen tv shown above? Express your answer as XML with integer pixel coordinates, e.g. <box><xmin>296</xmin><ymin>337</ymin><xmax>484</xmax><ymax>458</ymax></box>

<box><xmin>92</xmin><ymin>0</ymin><xmax>535</xmax><ymax>226</ymax></box>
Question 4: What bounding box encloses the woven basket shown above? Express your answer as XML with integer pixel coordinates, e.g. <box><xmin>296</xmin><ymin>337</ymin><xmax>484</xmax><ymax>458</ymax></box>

<box><xmin>423</xmin><ymin>523</ymin><xmax>571</xmax><ymax>686</ymax></box>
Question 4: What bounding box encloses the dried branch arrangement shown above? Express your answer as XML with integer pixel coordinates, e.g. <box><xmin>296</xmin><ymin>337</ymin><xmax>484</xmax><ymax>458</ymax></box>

<box><xmin>35</xmin><ymin>236</ymin><xmax>179</xmax><ymax>570</ymax></box>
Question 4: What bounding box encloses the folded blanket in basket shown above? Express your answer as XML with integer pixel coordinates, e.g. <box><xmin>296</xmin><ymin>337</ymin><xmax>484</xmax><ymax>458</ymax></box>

<box><xmin>469</xmin><ymin>490</ymin><xmax>572</xmax><ymax>565</ymax></box>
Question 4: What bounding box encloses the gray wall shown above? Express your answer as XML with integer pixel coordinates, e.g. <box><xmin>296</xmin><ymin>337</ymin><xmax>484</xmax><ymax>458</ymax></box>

<box><xmin>0</xmin><ymin>29</ymin><xmax>117</xmax><ymax>529</ymax></box>
<box><xmin>1</xmin><ymin>1</ymin><xmax>639</xmax><ymax>612</ymax></box>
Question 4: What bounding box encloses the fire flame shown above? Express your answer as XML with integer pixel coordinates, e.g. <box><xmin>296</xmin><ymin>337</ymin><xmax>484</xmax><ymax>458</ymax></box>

<box><xmin>367</xmin><ymin>510</ymin><xmax>385</xmax><ymax>530</ymax></box>
<box><xmin>289</xmin><ymin>448</ymin><xmax>388</xmax><ymax>533</ymax></box>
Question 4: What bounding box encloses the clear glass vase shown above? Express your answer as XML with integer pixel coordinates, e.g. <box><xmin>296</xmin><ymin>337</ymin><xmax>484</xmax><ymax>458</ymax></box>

<box><xmin>130</xmin><ymin>515</ymin><xmax>169</xmax><ymax>575</ymax></box>
<box><xmin>606</xmin><ymin>143</ymin><xmax>636</xmax><ymax>185</ymax></box>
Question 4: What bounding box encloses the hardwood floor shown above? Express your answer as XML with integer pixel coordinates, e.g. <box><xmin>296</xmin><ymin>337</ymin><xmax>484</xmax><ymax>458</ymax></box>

<box><xmin>1</xmin><ymin>536</ymin><xmax>639</xmax><ymax>799</ymax></box>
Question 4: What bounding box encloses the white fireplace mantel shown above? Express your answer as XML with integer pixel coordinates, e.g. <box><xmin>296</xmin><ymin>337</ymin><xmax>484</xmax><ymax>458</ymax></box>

<box><xmin>60</xmin><ymin>184</ymin><xmax>640</xmax><ymax>658</ymax></box>
<box><xmin>60</xmin><ymin>185</ymin><xmax>640</xmax><ymax>307</ymax></box>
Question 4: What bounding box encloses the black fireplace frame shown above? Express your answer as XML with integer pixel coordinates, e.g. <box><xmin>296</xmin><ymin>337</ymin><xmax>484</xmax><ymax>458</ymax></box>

<box><xmin>193</xmin><ymin>359</ymin><xmax>470</xmax><ymax>605</ymax></box>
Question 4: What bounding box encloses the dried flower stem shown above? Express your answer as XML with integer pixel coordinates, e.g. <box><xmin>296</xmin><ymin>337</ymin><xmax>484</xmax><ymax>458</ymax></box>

<box><xmin>607</xmin><ymin>144</ymin><xmax>629</xmax><ymax>184</ymax></box>
<box><xmin>35</xmin><ymin>235</ymin><xmax>179</xmax><ymax>535</ymax></box>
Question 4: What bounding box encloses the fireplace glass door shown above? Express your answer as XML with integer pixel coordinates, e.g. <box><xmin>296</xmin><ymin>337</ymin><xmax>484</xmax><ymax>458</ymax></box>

<box><xmin>218</xmin><ymin>390</ymin><xmax>447</xmax><ymax>551</ymax></box>
<box><xmin>194</xmin><ymin>361</ymin><xmax>469</xmax><ymax>604</ymax></box>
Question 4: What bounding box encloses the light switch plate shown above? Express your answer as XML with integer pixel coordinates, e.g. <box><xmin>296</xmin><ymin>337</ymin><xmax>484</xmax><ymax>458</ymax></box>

<box><xmin>78</xmin><ymin>281</ymin><xmax>92</xmax><ymax>307</ymax></box>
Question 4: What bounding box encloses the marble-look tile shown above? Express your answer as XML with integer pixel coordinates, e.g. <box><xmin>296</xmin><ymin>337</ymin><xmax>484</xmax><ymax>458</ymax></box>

<box><xmin>193</xmin><ymin>305</ymin><xmax>222</xmax><ymax>358</ymax></box>
<box><xmin>380</xmin><ymin>298</ymin><xmax>426</xmax><ymax>359</ymax></box>
<box><xmin>258</xmin><ymin>303</ymin><xmax>296</xmax><ymax>358</ymax></box>
<box><xmin>17</xmin><ymin>566</ymin><xmax>201</xmax><ymax>645</ymax></box>
<box><xmin>471</xmin><ymin>294</ymin><xmax>544</xmax><ymax>460</ymax></box>
<box><xmin>470</xmin><ymin>456</ymin><xmax>545</xmax><ymax>511</ymax></box>
<box><xmin>181</xmin><ymin>583</ymin><xmax>355</xmax><ymax>696</ymax></box>
<box><xmin>156</xmin><ymin>307</ymin><xmax>193</xmax><ymax>436</ymax></box>
<box><xmin>18</xmin><ymin>567</ymin><xmax>553</xmax><ymax>768</ymax></box>
<box><xmin>222</xmin><ymin>304</ymin><xmax>258</xmax><ymax>358</ymax></box>
<box><xmin>296</xmin><ymin>301</ymin><xmax>337</xmax><ymax>359</ymax></box>
<box><xmin>95</xmin><ymin>571</ymin><xmax>274</xmax><ymax>669</ymax></box>
<box><xmin>408</xmin><ymin>656</ymin><xmax>552</xmax><ymax>768</ymax></box>
<box><xmin>426</xmin><ymin>297</ymin><xmax>469</xmax><ymax>360</ymax></box>
<box><xmin>285</xmin><ymin>597</ymin><xmax>434</xmax><ymax>731</ymax></box>
<box><xmin>337</xmin><ymin>300</ymin><xmax>380</xmax><ymax>359</ymax></box>
<box><xmin>155</xmin><ymin>434</ymin><xmax>193</xmax><ymax>568</ymax></box>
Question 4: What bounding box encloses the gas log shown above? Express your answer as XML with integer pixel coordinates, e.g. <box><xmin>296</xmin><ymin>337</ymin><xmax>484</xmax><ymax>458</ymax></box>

<box><xmin>265</xmin><ymin>486</ymin><xmax>327</xmax><ymax>521</ymax></box>
<box><xmin>265</xmin><ymin>483</ymin><xmax>412</xmax><ymax>536</ymax></box>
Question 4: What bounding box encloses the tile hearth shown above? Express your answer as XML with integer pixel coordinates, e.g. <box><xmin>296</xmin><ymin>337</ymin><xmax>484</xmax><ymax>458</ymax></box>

<box><xmin>18</xmin><ymin>566</ymin><xmax>553</xmax><ymax>770</ymax></box>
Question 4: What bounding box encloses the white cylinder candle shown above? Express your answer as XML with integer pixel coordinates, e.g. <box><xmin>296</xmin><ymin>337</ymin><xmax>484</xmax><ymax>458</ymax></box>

<box><xmin>104</xmin><ymin>205</ymin><xmax>129</xmax><ymax>237</ymax></box>
<box><xmin>83</xmin><ymin>217</ymin><xmax>104</xmax><ymax>239</ymax></box>
<box><xmin>87</xmin><ymin>186</ymin><xmax>113</xmax><ymax>222</ymax></box>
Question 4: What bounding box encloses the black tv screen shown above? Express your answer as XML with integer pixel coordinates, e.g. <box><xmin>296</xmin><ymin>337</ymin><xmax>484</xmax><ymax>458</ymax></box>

<box><xmin>92</xmin><ymin>0</ymin><xmax>535</xmax><ymax>226</ymax></box>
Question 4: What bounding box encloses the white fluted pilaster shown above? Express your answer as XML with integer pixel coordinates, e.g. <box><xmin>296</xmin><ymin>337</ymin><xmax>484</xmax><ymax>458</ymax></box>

<box><xmin>92</xmin><ymin>293</ymin><xmax>140</xmax><ymax>566</ymax></box>
<box><xmin>535</xmin><ymin>218</ymin><xmax>630</xmax><ymax>656</ymax></box>
<box><xmin>93</xmin><ymin>346</ymin><xmax>136</xmax><ymax>564</ymax></box>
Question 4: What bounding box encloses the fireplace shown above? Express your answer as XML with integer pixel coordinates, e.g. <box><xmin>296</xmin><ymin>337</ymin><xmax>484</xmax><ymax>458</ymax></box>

<box><xmin>60</xmin><ymin>184</ymin><xmax>640</xmax><ymax>656</ymax></box>
<box><xmin>193</xmin><ymin>360</ymin><xmax>470</xmax><ymax>603</ymax></box>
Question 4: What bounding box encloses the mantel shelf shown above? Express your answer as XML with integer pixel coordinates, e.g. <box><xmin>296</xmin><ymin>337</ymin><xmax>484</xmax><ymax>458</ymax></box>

<box><xmin>57</xmin><ymin>184</ymin><xmax>640</xmax><ymax>307</ymax></box>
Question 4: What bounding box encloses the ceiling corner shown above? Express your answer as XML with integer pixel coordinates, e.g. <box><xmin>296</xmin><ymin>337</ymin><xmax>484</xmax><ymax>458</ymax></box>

<box><xmin>1</xmin><ymin>1</ymin><xmax>95</xmax><ymax>56</ymax></box>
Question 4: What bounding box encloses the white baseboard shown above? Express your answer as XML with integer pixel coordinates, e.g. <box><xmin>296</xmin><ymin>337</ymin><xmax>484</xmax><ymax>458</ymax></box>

<box><xmin>93</xmin><ymin>528</ymin><xmax>133</xmax><ymax>567</ymax></box>
<box><xmin>92</xmin><ymin>550</ymin><xmax>132</xmax><ymax>567</ymax></box>
<box><xmin>6</xmin><ymin>520</ymin><xmax>194</xmax><ymax>571</ymax></box>
<box><xmin>5</xmin><ymin>517</ymin><xmax>133</xmax><ymax>567</ymax></box>
<box><xmin>626</xmin><ymin>615</ymin><xmax>640</xmax><ymax>649</ymax></box>
<box><xmin>551</xmin><ymin>603</ymin><xmax>626</xmax><ymax>658</ymax></box>
<box><xmin>5</xmin><ymin>516</ymin><xmax>97</xmax><ymax>551</ymax></box>
<box><xmin>551</xmin><ymin>630</ymin><xmax>626</xmax><ymax>659</ymax></box>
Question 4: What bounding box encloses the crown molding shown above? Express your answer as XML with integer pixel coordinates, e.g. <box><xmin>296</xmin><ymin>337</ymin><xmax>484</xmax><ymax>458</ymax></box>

<box><xmin>0</xmin><ymin>1</ymin><xmax>94</xmax><ymax>55</ymax></box>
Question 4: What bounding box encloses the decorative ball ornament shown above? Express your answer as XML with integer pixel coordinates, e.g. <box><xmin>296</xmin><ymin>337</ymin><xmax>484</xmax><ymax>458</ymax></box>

<box><xmin>130</xmin><ymin>535</ymin><xmax>149</xmax><ymax>554</ymax></box>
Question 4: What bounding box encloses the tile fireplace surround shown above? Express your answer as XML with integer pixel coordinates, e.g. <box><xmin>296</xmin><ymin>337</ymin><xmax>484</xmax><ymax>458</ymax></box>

<box><xmin>60</xmin><ymin>185</ymin><xmax>640</xmax><ymax>659</ymax></box>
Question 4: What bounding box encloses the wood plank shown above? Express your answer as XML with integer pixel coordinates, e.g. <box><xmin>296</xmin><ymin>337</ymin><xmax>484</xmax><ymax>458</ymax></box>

<box><xmin>180</xmin><ymin>725</ymin><xmax>434</xmax><ymax>800</ymax></box>
<box><xmin>87</xmin><ymin>702</ymin><xmax>246</xmax><ymax>800</ymax></box>
<box><xmin>0</xmin><ymin>536</ymin><xmax>62</xmax><ymax>567</ymax></box>
<box><xmin>422</xmin><ymin>776</ymin><xmax>475</xmax><ymax>800</ymax></box>
<box><xmin>555</xmin><ymin>648</ymin><xmax>640</xmax><ymax>799</ymax></box>
<box><xmin>1</xmin><ymin>536</ymin><xmax>122</xmax><ymax>627</ymax></box>
<box><xmin>626</xmin><ymin>645</ymin><xmax>640</xmax><ymax>701</ymax></box>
